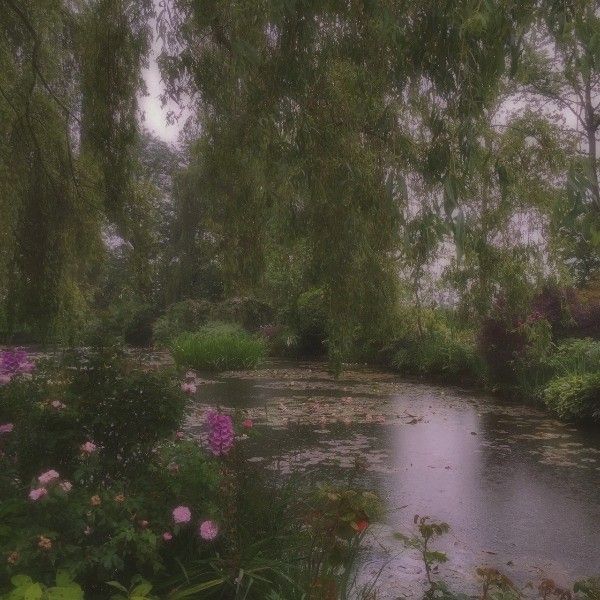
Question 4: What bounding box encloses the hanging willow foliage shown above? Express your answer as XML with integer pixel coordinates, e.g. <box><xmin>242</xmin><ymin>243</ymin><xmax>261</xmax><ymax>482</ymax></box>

<box><xmin>159</xmin><ymin>0</ymin><xmax>536</xmax><ymax>364</ymax></box>
<box><xmin>0</xmin><ymin>0</ymin><xmax>152</xmax><ymax>339</ymax></box>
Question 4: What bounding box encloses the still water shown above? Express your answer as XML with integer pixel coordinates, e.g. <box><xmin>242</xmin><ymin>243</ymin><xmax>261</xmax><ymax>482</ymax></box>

<box><xmin>184</xmin><ymin>360</ymin><xmax>600</xmax><ymax>597</ymax></box>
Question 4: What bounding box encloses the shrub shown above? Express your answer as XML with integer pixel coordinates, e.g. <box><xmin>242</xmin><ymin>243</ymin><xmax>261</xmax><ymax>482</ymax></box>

<box><xmin>85</xmin><ymin>298</ymin><xmax>157</xmax><ymax>347</ymax></box>
<box><xmin>0</xmin><ymin>346</ymin><xmax>186</xmax><ymax>481</ymax></box>
<box><xmin>170</xmin><ymin>322</ymin><xmax>267</xmax><ymax>371</ymax></box>
<box><xmin>212</xmin><ymin>296</ymin><xmax>274</xmax><ymax>330</ymax></box>
<box><xmin>543</xmin><ymin>338</ymin><xmax>600</xmax><ymax>376</ymax></box>
<box><xmin>152</xmin><ymin>299</ymin><xmax>213</xmax><ymax>347</ymax></box>
<box><xmin>542</xmin><ymin>372</ymin><xmax>600</xmax><ymax>421</ymax></box>
<box><xmin>392</xmin><ymin>328</ymin><xmax>485</xmax><ymax>385</ymax></box>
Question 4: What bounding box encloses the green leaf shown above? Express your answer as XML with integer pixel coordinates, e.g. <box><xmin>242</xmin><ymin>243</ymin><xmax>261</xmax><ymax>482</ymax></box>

<box><xmin>24</xmin><ymin>583</ymin><xmax>43</xmax><ymax>600</ymax></box>
<box><xmin>11</xmin><ymin>576</ymin><xmax>33</xmax><ymax>588</ymax></box>
<box><xmin>131</xmin><ymin>582</ymin><xmax>153</xmax><ymax>597</ymax></box>
<box><xmin>106</xmin><ymin>581</ymin><xmax>129</xmax><ymax>593</ymax></box>
<box><xmin>55</xmin><ymin>571</ymin><xmax>73</xmax><ymax>587</ymax></box>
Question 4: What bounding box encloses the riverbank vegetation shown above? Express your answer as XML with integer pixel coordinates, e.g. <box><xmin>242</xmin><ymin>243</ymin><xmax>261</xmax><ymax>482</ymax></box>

<box><xmin>0</xmin><ymin>349</ymin><xmax>380</xmax><ymax>599</ymax></box>
<box><xmin>1</xmin><ymin>0</ymin><xmax>598</xmax><ymax>422</ymax></box>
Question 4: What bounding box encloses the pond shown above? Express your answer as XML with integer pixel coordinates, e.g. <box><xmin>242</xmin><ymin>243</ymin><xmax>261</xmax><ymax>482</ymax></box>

<box><xmin>184</xmin><ymin>360</ymin><xmax>600</xmax><ymax>598</ymax></box>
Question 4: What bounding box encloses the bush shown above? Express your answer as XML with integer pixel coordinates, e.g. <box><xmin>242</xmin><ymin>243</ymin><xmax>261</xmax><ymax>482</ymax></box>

<box><xmin>0</xmin><ymin>348</ymin><xmax>221</xmax><ymax>596</ymax></box>
<box><xmin>392</xmin><ymin>328</ymin><xmax>485</xmax><ymax>385</ymax></box>
<box><xmin>0</xmin><ymin>346</ymin><xmax>186</xmax><ymax>481</ymax></box>
<box><xmin>0</xmin><ymin>348</ymin><xmax>378</xmax><ymax>599</ymax></box>
<box><xmin>152</xmin><ymin>299</ymin><xmax>213</xmax><ymax>347</ymax></box>
<box><xmin>170</xmin><ymin>322</ymin><xmax>267</xmax><ymax>371</ymax></box>
<box><xmin>542</xmin><ymin>372</ymin><xmax>600</xmax><ymax>421</ymax></box>
<box><xmin>543</xmin><ymin>338</ymin><xmax>600</xmax><ymax>376</ymax></box>
<box><xmin>85</xmin><ymin>298</ymin><xmax>157</xmax><ymax>347</ymax></box>
<box><xmin>212</xmin><ymin>296</ymin><xmax>274</xmax><ymax>331</ymax></box>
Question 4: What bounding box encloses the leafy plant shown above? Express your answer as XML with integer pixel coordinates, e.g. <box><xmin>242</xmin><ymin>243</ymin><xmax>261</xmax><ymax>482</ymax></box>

<box><xmin>4</xmin><ymin>571</ymin><xmax>83</xmax><ymax>600</ymax></box>
<box><xmin>107</xmin><ymin>575</ymin><xmax>159</xmax><ymax>600</ymax></box>
<box><xmin>395</xmin><ymin>516</ymin><xmax>450</xmax><ymax>587</ymax></box>
<box><xmin>543</xmin><ymin>372</ymin><xmax>600</xmax><ymax>422</ymax></box>
<box><xmin>170</xmin><ymin>322</ymin><xmax>267</xmax><ymax>371</ymax></box>
<box><xmin>153</xmin><ymin>300</ymin><xmax>213</xmax><ymax>347</ymax></box>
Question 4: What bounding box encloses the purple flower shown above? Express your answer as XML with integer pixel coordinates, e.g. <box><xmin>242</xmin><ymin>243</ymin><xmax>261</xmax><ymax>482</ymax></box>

<box><xmin>172</xmin><ymin>505</ymin><xmax>192</xmax><ymax>524</ymax></box>
<box><xmin>29</xmin><ymin>488</ymin><xmax>48</xmax><ymax>501</ymax></box>
<box><xmin>198</xmin><ymin>520</ymin><xmax>219</xmax><ymax>541</ymax></box>
<box><xmin>0</xmin><ymin>350</ymin><xmax>34</xmax><ymax>384</ymax></box>
<box><xmin>0</xmin><ymin>423</ymin><xmax>14</xmax><ymax>435</ymax></box>
<box><xmin>38</xmin><ymin>470</ymin><xmax>60</xmax><ymax>485</ymax></box>
<box><xmin>206</xmin><ymin>411</ymin><xmax>234</xmax><ymax>456</ymax></box>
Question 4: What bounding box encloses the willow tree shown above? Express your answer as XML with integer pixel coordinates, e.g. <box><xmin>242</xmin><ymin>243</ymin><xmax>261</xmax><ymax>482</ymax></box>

<box><xmin>0</xmin><ymin>0</ymin><xmax>152</xmax><ymax>339</ymax></box>
<box><xmin>160</xmin><ymin>0</ymin><xmax>535</xmax><ymax>366</ymax></box>
<box><xmin>518</xmin><ymin>0</ymin><xmax>600</xmax><ymax>283</ymax></box>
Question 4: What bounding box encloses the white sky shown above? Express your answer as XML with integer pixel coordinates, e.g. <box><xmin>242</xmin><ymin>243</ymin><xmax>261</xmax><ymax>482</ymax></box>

<box><xmin>139</xmin><ymin>44</ymin><xmax>183</xmax><ymax>144</ymax></box>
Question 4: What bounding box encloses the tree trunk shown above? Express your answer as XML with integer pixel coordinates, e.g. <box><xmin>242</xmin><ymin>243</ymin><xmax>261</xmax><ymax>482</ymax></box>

<box><xmin>584</xmin><ymin>77</ymin><xmax>600</xmax><ymax>212</ymax></box>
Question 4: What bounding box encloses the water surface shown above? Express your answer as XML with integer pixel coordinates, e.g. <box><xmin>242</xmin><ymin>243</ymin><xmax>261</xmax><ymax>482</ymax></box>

<box><xmin>184</xmin><ymin>361</ymin><xmax>600</xmax><ymax>596</ymax></box>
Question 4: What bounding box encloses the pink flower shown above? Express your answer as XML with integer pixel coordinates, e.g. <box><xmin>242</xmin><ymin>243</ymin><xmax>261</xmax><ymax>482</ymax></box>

<box><xmin>0</xmin><ymin>423</ymin><xmax>14</xmax><ymax>434</ymax></box>
<box><xmin>38</xmin><ymin>470</ymin><xmax>59</xmax><ymax>485</ymax></box>
<box><xmin>51</xmin><ymin>400</ymin><xmax>66</xmax><ymax>410</ymax></box>
<box><xmin>172</xmin><ymin>505</ymin><xmax>192</xmax><ymax>524</ymax></box>
<box><xmin>181</xmin><ymin>382</ymin><xmax>197</xmax><ymax>395</ymax></box>
<box><xmin>80</xmin><ymin>441</ymin><xmax>97</xmax><ymax>454</ymax></box>
<box><xmin>29</xmin><ymin>487</ymin><xmax>48</xmax><ymax>501</ymax></box>
<box><xmin>206</xmin><ymin>411</ymin><xmax>234</xmax><ymax>456</ymax></box>
<box><xmin>162</xmin><ymin>532</ymin><xmax>173</xmax><ymax>541</ymax></box>
<box><xmin>198</xmin><ymin>520</ymin><xmax>219</xmax><ymax>541</ymax></box>
<box><xmin>242</xmin><ymin>419</ymin><xmax>253</xmax><ymax>429</ymax></box>
<box><xmin>59</xmin><ymin>481</ymin><xmax>72</xmax><ymax>493</ymax></box>
<box><xmin>175</xmin><ymin>431</ymin><xmax>185</xmax><ymax>440</ymax></box>
<box><xmin>0</xmin><ymin>373</ymin><xmax>12</xmax><ymax>385</ymax></box>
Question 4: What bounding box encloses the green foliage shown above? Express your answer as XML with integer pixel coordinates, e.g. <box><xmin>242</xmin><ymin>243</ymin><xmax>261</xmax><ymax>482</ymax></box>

<box><xmin>395</xmin><ymin>516</ymin><xmax>450</xmax><ymax>587</ymax></box>
<box><xmin>106</xmin><ymin>575</ymin><xmax>158</xmax><ymax>600</ymax></box>
<box><xmin>152</xmin><ymin>300</ymin><xmax>213</xmax><ymax>347</ymax></box>
<box><xmin>0</xmin><ymin>346</ymin><xmax>186</xmax><ymax>481</ymax></box>
<box><xmin>544</xmin><ymin>338</ymin><xmax>600</xmax><ymax>377</ymax></box>
<box><xmin>542</xmin><ymin>372</ymin><xmax>600</xmax><ymax>422</ymax></box>
<box><xmin>574</xmin><ymin>577</ymin><xmax>600</xmax><ymax>600</ymax></box>
<box><xmin>391</xmin><ymin>325</ymin><xmax>485</xmax><ymax>386</ymax></box>
<box><xmin>170</xmin><ymin>323</ymin><xmax>267</xmax><ymax>372</ymax></box>
<box><xmin>476</xmin><ymin>568</ymin><xmax>519</xmax><ymax>600</ymax></box>
<box><xmin>4</xmin><ymin>572</ymin><xmax>83</xmax><ymax>600</ymax></box>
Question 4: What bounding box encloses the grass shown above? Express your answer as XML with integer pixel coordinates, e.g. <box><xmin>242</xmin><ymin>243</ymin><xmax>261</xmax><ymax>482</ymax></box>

<box><xmin>170</xmin><ymin>322</ymin><xmax>267</xmax><ymax>371</ymax></box>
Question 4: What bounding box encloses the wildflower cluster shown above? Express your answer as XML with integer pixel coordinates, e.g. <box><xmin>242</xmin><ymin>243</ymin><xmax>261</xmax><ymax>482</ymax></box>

<box><xmin>206</xmin><ymin>410</ymin><xmax>235</xmax><ymax>456</ymax></box>
<box><xmin>29</xmin><ymin>469</ymin><xmax>72</xmax><ymax>501</ymax></box>
<box><xmin>0</xmin><ymin>349</ymin><xmax>34</xmax><ymax>385</ymax></box>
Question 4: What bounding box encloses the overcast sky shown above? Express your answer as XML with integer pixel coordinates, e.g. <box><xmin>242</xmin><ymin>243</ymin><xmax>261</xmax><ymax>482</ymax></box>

<box><xmin>139</xmin><ymin>43</ymin><xmax>182</xmax><ymax>144</ymax></box>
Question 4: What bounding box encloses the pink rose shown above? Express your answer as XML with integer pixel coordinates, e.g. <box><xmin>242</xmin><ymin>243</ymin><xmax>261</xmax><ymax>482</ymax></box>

<box><xmin>0</xmin><ymin>423</ymin><xmax>14</xmax><ymax>434</ymax></box>
<box><xmin>38</xmin><ymin>470</ymin><xmax>59</xmax><ymax>485</ymax></box>
<box><xmin>242</xmin><ymin>419</ymin><xmax>253</xmax><ymax>429</ymax></box>
<box><xmin>172</xmin><ymin>505</ymin><xmax>192</xmax><ymax>524</ymax></box>
<box><xmin>51</xmin><ymin>400</ymin><xmax>66</xmax><ymax>410</ymax></box>
<box><xmin>80</xmin><ymin>441</ymin><xmax>97</xmax><ymax>454</ymax></box>
<box><xmin>181</xmin><ymin>382</ymin><xmax>197</xmax><ymax>395</ymax></box>
<box><xmin>198</xmin><ymin>520</ymin><xmax>219</xmax><ymax>541</ymax></box>
<box><xmin>162</xmin><ymin>532</ymin><xmax>173</xmax><ymax>541</ymax></box>
<box><xmin>29</xmin><ymin>487</ymin><xmax>48</xmax><ymax>501</ymax></box>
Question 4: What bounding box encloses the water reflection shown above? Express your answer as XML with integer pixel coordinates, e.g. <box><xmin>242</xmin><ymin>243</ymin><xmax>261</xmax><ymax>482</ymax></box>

<box><xmin>185</xmin><ymin>361</ymin><xmax>600</xmax><ymax>596</ymax></box>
